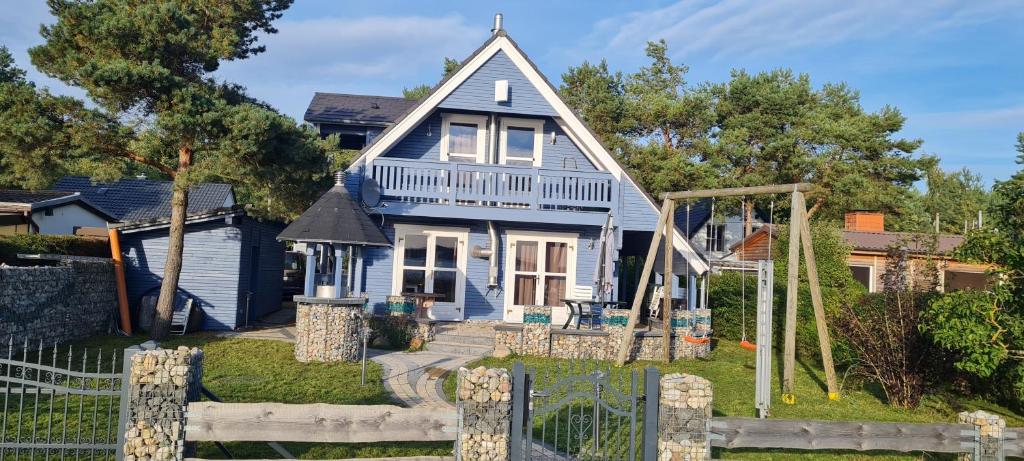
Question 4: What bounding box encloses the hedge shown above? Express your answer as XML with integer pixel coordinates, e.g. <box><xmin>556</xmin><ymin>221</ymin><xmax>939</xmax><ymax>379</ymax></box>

<box><xmin>0</xmin><ymin>234</ymin><xmax>111</xmax><ymax>265</ymax></box>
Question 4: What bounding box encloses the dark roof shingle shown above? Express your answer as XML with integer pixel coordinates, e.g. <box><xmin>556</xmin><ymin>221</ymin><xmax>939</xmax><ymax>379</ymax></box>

<box><xmin>0</xmin><ymin>190</ymin><xmax>77</xmax><ymax>205</ymax></box>
<box><xmin>277</xmin><ymin>184</ymin><xmax>390</xmax><ymax>246</ymax></box>
<box><xmin>842</xmin><ymin>230</ymin><xmax>965</xmax><ymax>255</ymax></box>
<box><xmin>304</xmin><ymin>93</ymin><xmax>417</xmax><ymax>125</ymax></box>
<box><xmin>52</xmin><ymin>176</ymin><xmax>234</xmax><ymax>222</ymax></box>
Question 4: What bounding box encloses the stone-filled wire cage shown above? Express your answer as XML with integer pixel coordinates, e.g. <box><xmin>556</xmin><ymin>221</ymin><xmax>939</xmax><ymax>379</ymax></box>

<box><xmin>121</xmin><ymin>347</ymin><xmax>203</xmax><ymax>461</ymax></box>
<box><xmin>455</xmin><ymin>366</ymin><xmax>512</xmax><ymax>461</ymax></box>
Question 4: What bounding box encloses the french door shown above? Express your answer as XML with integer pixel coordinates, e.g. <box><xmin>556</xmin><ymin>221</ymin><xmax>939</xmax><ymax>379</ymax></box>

<box><xmin>393</xmin><ymin>225</ymin><xmax>468</xmax><ymax>321</ymax></box>
<box><xmin>503</xmin><ymin>231</ymin><xmax>577</xmax><ymax>323</ymax></box>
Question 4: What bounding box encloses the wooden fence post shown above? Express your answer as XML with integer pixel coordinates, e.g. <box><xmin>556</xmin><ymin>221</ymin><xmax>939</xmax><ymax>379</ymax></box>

<box><xmin>658</xmin><ymin>373</ymin><xmax>713</xmax><ymax>461</ymax></box>
<box><xmin>959</xmin><ymin>410</ymin><xmax>1006</xmax><ymax>461</ymax></box>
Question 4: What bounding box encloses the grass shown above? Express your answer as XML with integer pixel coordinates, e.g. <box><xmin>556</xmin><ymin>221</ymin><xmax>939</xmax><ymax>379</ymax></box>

<box><xmin>445</xmin><ymin>341</ymin><xmax>1024</xmax><ymax>460</ymax></box>
<box><xmin>62</xmin><ymin>334</ymin><xmax>453</xmax><ymax>459</ymax></box>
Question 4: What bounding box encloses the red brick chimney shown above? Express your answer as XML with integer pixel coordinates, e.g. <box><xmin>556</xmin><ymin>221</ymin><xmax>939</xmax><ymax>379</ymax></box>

<box><xmin>845</xmin><ymin>211</ymin><xmax>884</xmax><ymax>232</ymax></box>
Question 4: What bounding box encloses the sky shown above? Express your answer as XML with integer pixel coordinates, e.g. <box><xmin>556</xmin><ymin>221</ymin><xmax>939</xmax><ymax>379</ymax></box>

<box><xmin>2</xmin><ymin>0</ymin><xmax>1022</xmax><ymax>185</ymax></box>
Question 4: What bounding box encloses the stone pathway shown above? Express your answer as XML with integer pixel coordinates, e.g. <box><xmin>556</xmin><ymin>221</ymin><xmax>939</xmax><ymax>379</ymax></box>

<box><xmin>369</xmin><ymin>349</ymin><xmax>480</xmax><ymax>409</ymax></box>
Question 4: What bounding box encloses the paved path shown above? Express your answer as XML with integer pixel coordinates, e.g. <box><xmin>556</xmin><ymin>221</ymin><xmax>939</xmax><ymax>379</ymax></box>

<box><xmin>369</xmin><ymin>349</ymin><xmax>480</xmax><ymax>409</ymax></box>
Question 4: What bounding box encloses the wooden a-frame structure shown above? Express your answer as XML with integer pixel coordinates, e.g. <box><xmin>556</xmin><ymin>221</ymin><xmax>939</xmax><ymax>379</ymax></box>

<box><xmin>614</xmin><ymin>183</ymin><xmax>840</xmax><ymax>403</ymax></box>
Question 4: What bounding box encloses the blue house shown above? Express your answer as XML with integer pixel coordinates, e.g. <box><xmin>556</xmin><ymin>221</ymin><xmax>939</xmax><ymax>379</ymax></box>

<box><xmin>290</xmin><ymin>21</ymin><xmax>709</xmax><ymax>324</ymax></box>
<box><xmin>52</xmin><ymin>176</ymin><xmax>284</xmax><ymax>331</ymax></box>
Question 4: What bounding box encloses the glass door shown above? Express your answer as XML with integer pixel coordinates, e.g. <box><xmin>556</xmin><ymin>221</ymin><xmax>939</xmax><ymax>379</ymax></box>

<box><xmin>394</xmin><ymin>226</ymin><xmax>468</xmax><ymax>321</ymax></box>
<box><xmin>504</xmin><ymin>232</ymin><xmax>577</xmax><ymax>323</ymax></box>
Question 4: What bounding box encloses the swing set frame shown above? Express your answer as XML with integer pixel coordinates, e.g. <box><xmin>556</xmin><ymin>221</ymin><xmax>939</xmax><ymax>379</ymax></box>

<box><xmin>613</xmin><ymin>182</ymin><xmax>840</xmax><ymax>404</ymax></box>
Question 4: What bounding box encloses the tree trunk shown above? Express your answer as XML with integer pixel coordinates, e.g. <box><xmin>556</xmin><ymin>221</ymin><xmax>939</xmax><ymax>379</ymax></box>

<box><xmin>151</xmin><ymin>146</ymin><xmax>192</xmax><ymax>340</ymax></box>
<box><xmin>806</xmin><ymin>196</ymin><xmax>825</xmax><ymax>219</ymax></box>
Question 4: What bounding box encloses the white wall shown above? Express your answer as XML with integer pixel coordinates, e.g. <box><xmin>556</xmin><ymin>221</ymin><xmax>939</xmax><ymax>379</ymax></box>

<box><xmin>33</xmin><ymin>204</ymin><xmax>110</xmax><ymax>235</ymax></box>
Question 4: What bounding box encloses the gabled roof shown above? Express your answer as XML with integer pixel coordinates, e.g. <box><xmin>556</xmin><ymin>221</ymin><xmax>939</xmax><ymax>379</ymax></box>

<box><xmin>343</xmin><ymin>30</ymin><xmax>708</xmax><ymax>273</ymax></box>
<box><xmin>276</xmin><ymin>183</ymin><xmax>390</xmax><ymax>247</ymax></box>
<box><xmin>52</xmin><ymin>176</ymin><xmax>234</xmax><ymax>222</ymax></box>
<box><xmin>0</xmin><ymin>189</ymin><xmax>116</xmax><ymax>220</ymax></box>
<box><xmin>304</xmin><ymin>93</ymin><xmax>417</xmax><ymax>126</ymax></box>
<box><xmin>673</xmin><ymin>199</ymin><xmax>713</xmax><ymax>237</ymax></box>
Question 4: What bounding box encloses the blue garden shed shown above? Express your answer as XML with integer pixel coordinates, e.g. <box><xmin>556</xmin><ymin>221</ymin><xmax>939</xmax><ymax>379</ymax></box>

<box><xmin>53</xmin><ymin>176</ymin><xmax>284</xmax><ymax>331</ymax></box>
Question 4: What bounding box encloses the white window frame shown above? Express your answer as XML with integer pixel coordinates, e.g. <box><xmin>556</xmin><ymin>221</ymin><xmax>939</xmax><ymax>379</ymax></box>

<box><xmin>499</xmin><ymin>117</ymin><xmax>545</xmax><ymax>167</ymax></box>
<box><xmin>440</xmin><ymin>113</ymin><xmax>488</xmax><ymax>163</ymax></box>
<box><xmin>391</xmin><ymin>224</ymin><xmax>470</xmax><ymax>316</ymax></box>
<box><xmin>503</xmin><ymin>230</ymin><xmax>578</xmax><ymax>322</ymax></box>
<box><xmin>848</xmin><ymin>264</ymin><xmax>875</xmax><ymax>293</ymax></box>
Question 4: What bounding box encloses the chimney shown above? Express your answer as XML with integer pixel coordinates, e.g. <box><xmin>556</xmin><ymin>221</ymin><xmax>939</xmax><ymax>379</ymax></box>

<box><xmin>844</xmin><ymin>211</ymin><xmax>885</xmax><ymax>232</ymax></box>
<box><xmin>491</xmin><ymin>13</ymin><xmax>503</xmax><ymax>35</ymax></box>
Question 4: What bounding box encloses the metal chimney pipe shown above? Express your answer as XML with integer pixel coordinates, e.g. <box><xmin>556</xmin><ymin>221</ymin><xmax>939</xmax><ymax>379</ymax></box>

<box><xmin>492</xmin><ymin>13</ymin><xmax>503</xmax><ymax>34</ymax></box>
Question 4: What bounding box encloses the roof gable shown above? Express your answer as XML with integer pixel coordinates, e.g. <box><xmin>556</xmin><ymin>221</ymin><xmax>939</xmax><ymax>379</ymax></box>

<box><xmin>438</xmin><ymin>50</ymin><xmax>558</xmax><ymax>116</ymax></box>
<box><xmin>52</xmin><ymin>176</ymin><xmax>234</xmax><ymax>223</ymax></box>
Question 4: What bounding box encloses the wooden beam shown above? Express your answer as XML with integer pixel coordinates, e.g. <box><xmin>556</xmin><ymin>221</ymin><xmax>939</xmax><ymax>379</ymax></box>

<box><xmin>615</xmin><ymin>199</ymin><xmax>673</xmax><ymax>366</ymax></box>
<box><xmin>184</xmin><ymin>402</ymin><xmax>457</xmax><ymax>443</ymax></box>
<box><xmin>661</xmin><ymin>183</ymin><xmax>813</xmax><ymax>200</ymax></box>
<box><xmin>662</xmin><ymin>198</ymin><xmax>675</xmax><ymax>364</ymax></box>
<box><xmin>796</xmin><ymin>192</ymin><xmax>840</xmax><ymax>399</ymax></box>
<box><xmin>781</xmin><ymin>191</ymin><xmax>802</xmax><ymax>404</ymax></box>
<box><xmin>711</xmin><ymin>418</ymin><xmax>973</xmax><ymax>454</ymax></box>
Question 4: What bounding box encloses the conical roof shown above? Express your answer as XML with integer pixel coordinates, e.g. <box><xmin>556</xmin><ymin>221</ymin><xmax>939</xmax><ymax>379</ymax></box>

<box><xmin>277</xmin><ymin>184</ymin><xmax>390</xmax><ymax>246</ymax></box>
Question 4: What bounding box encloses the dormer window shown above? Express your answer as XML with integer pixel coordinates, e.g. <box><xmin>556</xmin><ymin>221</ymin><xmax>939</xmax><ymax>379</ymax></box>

<box><xmin>499</xmin><ymin>117</ymin><xmax>544</xmax><ymax>167</ymax></box>
<box><xmin>440</xmin><ymin>113</ymin><xmax>487</xmax><ymax>163</ymax></box>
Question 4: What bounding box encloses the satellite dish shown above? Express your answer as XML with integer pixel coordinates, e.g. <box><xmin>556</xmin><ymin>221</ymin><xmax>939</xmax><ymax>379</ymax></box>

<box><xmin>361</xmin><ymin>177</ymin><xmax>382</xmax><ymax>208</ymax></box>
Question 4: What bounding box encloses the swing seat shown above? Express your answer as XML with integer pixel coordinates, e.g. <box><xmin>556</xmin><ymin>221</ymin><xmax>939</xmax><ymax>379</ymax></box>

<box><xmin>684</xmin><ymin>335</ymin><xmax>710</xmax><ymax>344</ymax></box>
<box><xmin>739</xmin><ymin>340</ymin><xmax>757</xmax><ymax>351</ymax></box>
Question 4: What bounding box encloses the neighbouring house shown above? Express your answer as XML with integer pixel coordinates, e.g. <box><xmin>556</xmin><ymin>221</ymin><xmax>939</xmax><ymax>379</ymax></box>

<box><xmin>52</xmin><ymin>176</ymin><xmax>284</xmax><ymax>330</ymax></box>
<box><xmin>305</xmin><ymin>93</ymin><xmax>417</xmax><ymax>149</ymax></box>
<box><xmin>728</xmin><ymin>211</ymin><xmax>991</xmax><ymax>292</ymax></box>
<box><xmin>674</xmin><ymin>198</ymin><xmax>767</xmax><ymax>264</ymax></box>
<box><xmin>280</xmin><ymin>19</ymin><xmax>709</xmax><ymax>325</ymax></box>
<box><xmin>0</xmin><ymin>190</ymin><xmax>114</xmax><ymax>235</ymax></box>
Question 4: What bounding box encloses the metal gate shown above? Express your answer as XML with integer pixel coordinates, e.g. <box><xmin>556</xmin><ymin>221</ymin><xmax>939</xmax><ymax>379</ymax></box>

<box><xmin>1</xmin><ymin>338</ymin><xmax>124</xmax><ymax>461</ymax></box>
<box><xmin>510</xmin><ymin>362</ymin><xmax>658</xmax><ymax>461</ymax></box>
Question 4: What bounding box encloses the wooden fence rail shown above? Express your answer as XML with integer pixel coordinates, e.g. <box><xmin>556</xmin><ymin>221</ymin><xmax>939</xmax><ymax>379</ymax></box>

<box><xmin>184</xmin><ymin>402</ymin><xmax>457</xmax><ymax>443</ymax></box>
<box><xmin>711</xmin><ymin>418</ymin><xmax>1024</xmax><ymax>458</ymax></box>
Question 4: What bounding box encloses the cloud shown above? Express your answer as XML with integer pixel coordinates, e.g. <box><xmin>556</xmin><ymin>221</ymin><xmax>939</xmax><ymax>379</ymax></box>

<box><xmin>584</xmin><ymin>0</ymin><xmax>1023</xmax><ymax>60</ymax></box>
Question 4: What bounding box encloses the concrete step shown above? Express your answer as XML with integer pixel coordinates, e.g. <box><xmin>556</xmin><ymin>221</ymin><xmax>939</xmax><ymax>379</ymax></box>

<box><xmin>433</xmin><ymin>323</ymin><xmax>496</xmax><ymax>337</ymax></box>
<box><xmin>432</xmin><ymin>332</ymin><xmax>495</xmax><ymax>346</ymax></box>
<box><xmin>426</xmin><ymin>340</ymin><xmax>493</xmax><ymax>356</ymax></box>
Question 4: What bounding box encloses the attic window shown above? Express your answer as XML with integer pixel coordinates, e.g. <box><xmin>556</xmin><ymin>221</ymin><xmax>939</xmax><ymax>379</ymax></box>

<box><xmin>440</xmin><ymin>113</ymin><xmax>487</xmax><ymax>163</ymax></box>
<box><xmin>499</xmin><ymin>117</ymin><xmax>544</xmax><ymax>167</ymax></box>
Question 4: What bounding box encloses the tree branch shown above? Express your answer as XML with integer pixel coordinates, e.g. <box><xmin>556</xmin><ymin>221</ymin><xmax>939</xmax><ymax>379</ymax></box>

<box><xmin>120</xmin><ymin>150</ymin><xmax>176</xmax><ymax>177</ymax></box>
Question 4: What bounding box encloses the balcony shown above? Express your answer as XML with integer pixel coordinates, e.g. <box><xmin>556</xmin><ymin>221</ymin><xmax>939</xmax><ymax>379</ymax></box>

<box><xmin>368</xmin><ymin>158</ymin><xmax>618</xmax><ymax>225</ymax></box>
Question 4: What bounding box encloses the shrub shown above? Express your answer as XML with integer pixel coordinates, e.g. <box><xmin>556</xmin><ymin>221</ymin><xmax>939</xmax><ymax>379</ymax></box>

<box><xmin>0</xmin><ymin>234</ymin><xmax>110</xmax><ymax>265</ymax></box>
<box><xmin>834</xmin><ymin>247</ymin><xmax>944</xmax><ymax>408</ymax></box>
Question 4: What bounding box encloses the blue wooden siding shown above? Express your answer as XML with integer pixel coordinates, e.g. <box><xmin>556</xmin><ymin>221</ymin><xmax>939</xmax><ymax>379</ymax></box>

<box><xmin>379</xmin><ymin>113</ymin><xmax>596</xmax><ymax>172</ymax></box>
<box><xmin>619</xmin><ymin>179</ymin><xmax>659</xmax><ymax>232</ymax></box>
<box><xmin>237</xmin><ymin>218</ymin><xmax>285</xmax><ymax>322</ymax></box>
<box><xmin>357</xmin><ymin>217</ymin><xmax>604</xmax><ymax>321</ymax></box>
<box><xmin>121</xmin><ymin>219</ymin><xmax>244</xmax><ymax>330</ymax></box>
<box><xmin>440</xmin><ymin>51</ymin><xmax>557</xmax><ymax>117</ymax></box>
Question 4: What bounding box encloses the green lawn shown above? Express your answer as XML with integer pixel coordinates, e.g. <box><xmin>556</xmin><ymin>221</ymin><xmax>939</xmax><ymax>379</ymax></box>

<box><xmin>445</xmin><ymin>341</ymin><xmax>1023</xmax><ymax>460</ymax></box>
<box><xmin>66</xmin><ymin>334</ymin><xmax>453</xmax><ymax>459</ymax></box>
